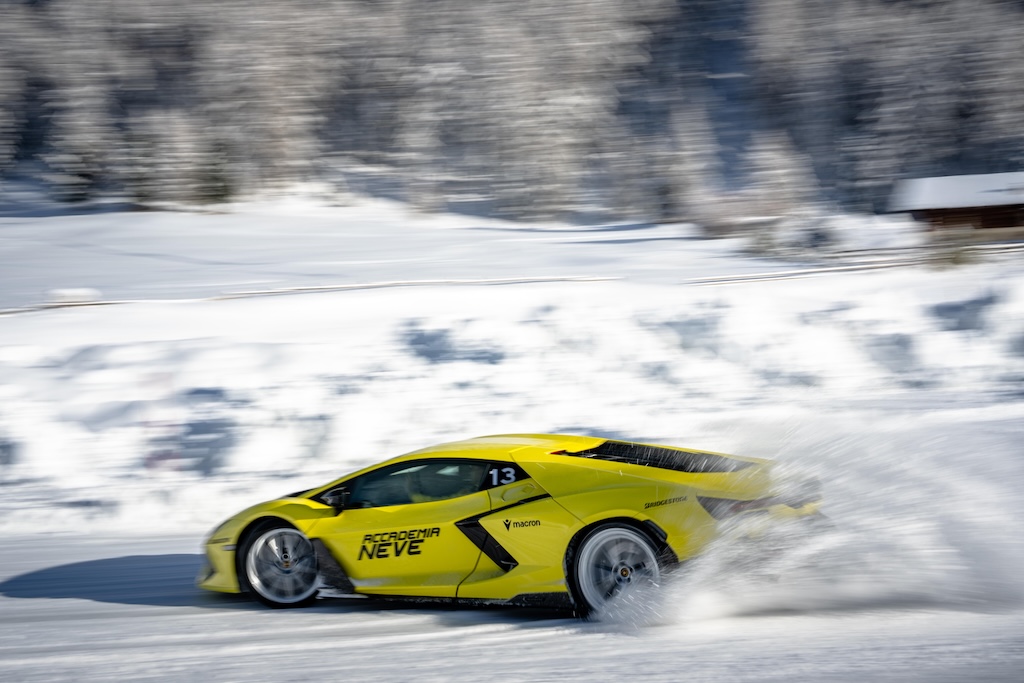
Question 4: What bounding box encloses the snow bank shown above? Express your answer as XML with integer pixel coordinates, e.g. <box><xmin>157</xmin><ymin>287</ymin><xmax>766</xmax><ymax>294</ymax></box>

<box><xmin>2</xmin><ymin>200</ymin><xmax>1023</xmax><ymax>618</ymax></box>
<box><xmin>1</xmin><ymin>269</ymin><xmax>1022</xmax><ymax>527</ymax></box>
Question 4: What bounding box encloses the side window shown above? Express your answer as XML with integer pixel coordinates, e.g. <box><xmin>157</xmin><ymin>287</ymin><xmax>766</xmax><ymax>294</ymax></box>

<box><xmin>348</xmin><ymin>460</ymin><xmax>490</xmax><ymax>508</ymax></box>
<box><xmin>348</xmin><ymin>463</ymin><xmax>422</xmax><ymax>508</ymax></box>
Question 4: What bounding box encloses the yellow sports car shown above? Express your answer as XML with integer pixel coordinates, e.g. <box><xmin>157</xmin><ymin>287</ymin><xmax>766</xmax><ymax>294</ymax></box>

<box><xmin>197</xmin><ymin>434</ymin><xmax>821</xmax><ymax>615</ymax></box>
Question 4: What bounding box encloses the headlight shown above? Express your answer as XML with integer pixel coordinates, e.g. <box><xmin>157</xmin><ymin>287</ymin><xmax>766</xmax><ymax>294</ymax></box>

<box><xmin>202</xmin><ymin>517</ymin><xmax>236</xmax><ymax>546</ymax></box>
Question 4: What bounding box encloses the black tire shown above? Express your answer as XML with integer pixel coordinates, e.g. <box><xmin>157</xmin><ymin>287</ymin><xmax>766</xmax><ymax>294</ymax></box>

<box><xmin>238</xmin><ymin>521</ymin><xmax>319</xmax><ymax>608</ymax></box>
<box><xmin>568</xmin><ymin>524</ymin><xmax>662</xmax><ymax>617</ymax></box>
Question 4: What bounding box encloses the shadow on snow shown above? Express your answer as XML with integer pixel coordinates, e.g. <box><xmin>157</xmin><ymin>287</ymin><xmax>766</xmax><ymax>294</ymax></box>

<box><xmin>0</xmin><ymin>553</ymin><xmax>575</xmax><ymax>624</ymax></box>
<box><xmin>0</xmin><ymin>554</ymin><xmax>248</xmax><ymax>609</ymax></box>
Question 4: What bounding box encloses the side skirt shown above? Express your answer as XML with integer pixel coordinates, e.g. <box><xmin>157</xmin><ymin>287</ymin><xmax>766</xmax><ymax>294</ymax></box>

<box><xmin>311</xmin><ymin>590</ymin><xmax>574</xmax><ymax>613</ymax></box>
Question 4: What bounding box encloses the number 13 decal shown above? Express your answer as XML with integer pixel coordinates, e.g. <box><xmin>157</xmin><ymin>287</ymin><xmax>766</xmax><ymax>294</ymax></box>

<box><xmin>489</xmin><ymin>467</ymin><xmax>517</xmax><ymax>486</ymax></box>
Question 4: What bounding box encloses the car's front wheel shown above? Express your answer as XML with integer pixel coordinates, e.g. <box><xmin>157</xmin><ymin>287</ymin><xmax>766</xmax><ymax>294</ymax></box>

<box><xmin>240</xmin><ymin>524</ymin><xmax>319</xmax><ymax>608</ymax></box>
<box><xmin>569</xmin><ymin>524</ymin><xmax>662</xmax><ymax>617</ymax></box>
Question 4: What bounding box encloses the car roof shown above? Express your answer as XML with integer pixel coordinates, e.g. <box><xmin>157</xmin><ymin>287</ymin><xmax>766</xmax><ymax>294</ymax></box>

<box><xmin>307</xmin><ymin>434</ymin><xmax>600</xmax><ymax>494</ymax></box>
<box><xmin>400</xmin><ymin>433</ymin><xmax>606</xmax><ymax>460</ymax></box>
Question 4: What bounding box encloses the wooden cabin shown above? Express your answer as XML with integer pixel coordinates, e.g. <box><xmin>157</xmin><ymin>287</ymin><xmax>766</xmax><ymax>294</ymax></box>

<box><xmin>889</xmin><ymin>172</ymin><xmax>1024</xmax><ymax>239</ymax></box>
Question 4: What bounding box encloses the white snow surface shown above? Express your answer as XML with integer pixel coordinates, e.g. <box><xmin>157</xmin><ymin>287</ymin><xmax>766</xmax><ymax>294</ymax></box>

<box><xmin>1</xmin><ymin>191</ymin><xmax>1024</xmax><ymax>681</ymax></box>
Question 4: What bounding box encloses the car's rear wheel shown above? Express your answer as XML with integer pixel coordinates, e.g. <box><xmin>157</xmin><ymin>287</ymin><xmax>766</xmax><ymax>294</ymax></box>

<box><xmin>570</xmin><ymin>524</ymin><xmax>662</xmax><ymax>617</ymax></box>
<box><xmin>241</xmin><ymin>524</ymin><xmax>319</xmax><ymax>608</ymax></box>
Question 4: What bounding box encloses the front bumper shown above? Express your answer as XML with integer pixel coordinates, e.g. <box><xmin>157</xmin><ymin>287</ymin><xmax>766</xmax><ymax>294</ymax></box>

<box><xmin>196</xmin><ymin>538</ymin><xmax>241</xmax><ymax>594</ymax></box>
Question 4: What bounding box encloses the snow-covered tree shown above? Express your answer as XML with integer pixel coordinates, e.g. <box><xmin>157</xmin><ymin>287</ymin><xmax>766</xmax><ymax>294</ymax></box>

<box><xmin>752</xmin><ymin>0</ymin><xmax>1024</xmax><ymax>210</ymax></box>
<box><xmin>0</xmin><ymin>57</ymin><xmax>19</xmax><ymax>179</ymax></box>
<box><xmin>2</xmin><ymin>0</ymin><xmax>1022</xmax><ymax>217</ymax></box>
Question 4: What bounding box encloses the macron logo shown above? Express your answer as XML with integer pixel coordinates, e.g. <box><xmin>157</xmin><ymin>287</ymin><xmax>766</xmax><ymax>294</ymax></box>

<box><xmin>505</xmin><ymin>519</ymin><xmax>541</xmax><ymax>529</ymax></box>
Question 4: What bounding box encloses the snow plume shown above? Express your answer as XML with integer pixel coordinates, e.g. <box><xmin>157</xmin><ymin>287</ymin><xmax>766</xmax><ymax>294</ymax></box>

<box><xmin>664</xmin><ymin>412</ymin><xmax>1024</xmax><ymax>622</ymax></box>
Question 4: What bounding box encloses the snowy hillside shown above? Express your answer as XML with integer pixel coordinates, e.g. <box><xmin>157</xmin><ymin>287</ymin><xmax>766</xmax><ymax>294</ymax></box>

<box><xmin>0</xmin><ymin>198</ymin><xmax>1021</xmax><ymax>608</ymax></box>
<box><xmin>2</xmin><ymin>197</ymin><xmax>1024</xmax><ymax>681</ymax></box>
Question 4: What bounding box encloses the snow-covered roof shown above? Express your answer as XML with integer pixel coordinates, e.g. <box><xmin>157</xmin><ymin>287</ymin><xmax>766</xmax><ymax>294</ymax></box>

<box><xmin>889</xmin><ymin>172</ymin><xmax>1024</xmax><ymax>212</ymax></box>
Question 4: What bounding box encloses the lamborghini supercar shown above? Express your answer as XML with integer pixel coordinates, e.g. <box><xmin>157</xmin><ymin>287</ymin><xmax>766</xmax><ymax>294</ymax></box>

<box><xmin>197</xmin><ymin>434</ymin><xmax>820</xmax><ymax>615</ymax></box>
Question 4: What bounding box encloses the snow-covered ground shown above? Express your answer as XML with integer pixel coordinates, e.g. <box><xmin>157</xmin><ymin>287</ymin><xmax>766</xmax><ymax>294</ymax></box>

<box><xmin>1</xmin><ymin>190</ymin><xmax>1023</xmax><ymax>681</ymax></box>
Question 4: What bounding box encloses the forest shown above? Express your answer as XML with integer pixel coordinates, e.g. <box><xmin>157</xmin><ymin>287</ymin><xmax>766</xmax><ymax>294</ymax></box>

<box><xmin>1</xmin><ymin>0</ymin><xmax>1023</xmax><ymax>224</ymax></box>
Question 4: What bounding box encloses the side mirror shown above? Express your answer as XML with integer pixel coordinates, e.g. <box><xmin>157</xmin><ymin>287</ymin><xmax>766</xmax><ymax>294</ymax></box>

<box><xmin>322</xmin><ymin>487</ymin><xmax>350</xmax><ymax>515</ymax></box>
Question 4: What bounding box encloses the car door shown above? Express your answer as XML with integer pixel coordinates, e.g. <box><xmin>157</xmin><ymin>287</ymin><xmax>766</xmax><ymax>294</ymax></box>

<box><xmin>313</xmin><ymin>459</ymin><xmax>492</xmax><ymax>598</ymax></box>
